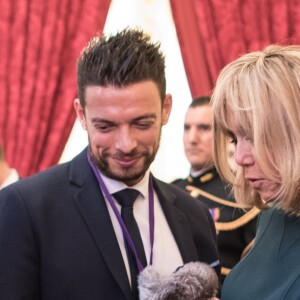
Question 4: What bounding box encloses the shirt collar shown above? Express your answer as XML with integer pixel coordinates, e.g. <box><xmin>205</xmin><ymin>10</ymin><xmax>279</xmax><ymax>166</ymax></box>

<box><xmin>98</xmin><ymin>169</ymin><xmax>150</xmax><ymax>199</ymax></box>
<box><xmin>190</xmin><ymin>165</ymin><xmax>214</xmax><ymax>178</ymax></box>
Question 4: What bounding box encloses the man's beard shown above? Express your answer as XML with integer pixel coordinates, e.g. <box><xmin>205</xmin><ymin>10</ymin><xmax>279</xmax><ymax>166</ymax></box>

<box><xmin>89</xmin><ymin>140</ymin><xmax>160</xmax><ymax>185</ymax></box>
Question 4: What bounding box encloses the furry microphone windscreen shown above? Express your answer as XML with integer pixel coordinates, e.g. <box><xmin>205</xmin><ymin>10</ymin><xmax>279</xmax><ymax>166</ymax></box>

<box><xmin>138</xmin><ymin>261</ymin><xmax>219</xmax><ymax>300</ymax></box>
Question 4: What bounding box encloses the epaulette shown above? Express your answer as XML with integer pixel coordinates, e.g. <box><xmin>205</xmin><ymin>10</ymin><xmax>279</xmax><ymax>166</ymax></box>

<box><xmin>199</xmin><ymin>171</ymin><xmax>214</xmax><ymax>183</ymax></box>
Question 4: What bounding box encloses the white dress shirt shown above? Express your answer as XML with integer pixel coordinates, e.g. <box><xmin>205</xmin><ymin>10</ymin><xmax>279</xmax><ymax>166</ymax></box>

<box><xmin>100</xmin><ymin>170</ymin><xmax>183</xmax><ymax>284</ymax></box>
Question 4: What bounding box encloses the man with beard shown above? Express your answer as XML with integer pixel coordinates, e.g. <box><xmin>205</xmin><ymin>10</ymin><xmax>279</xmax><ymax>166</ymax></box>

<box><xmin>0</xmin><ymin>29</ymin><xmax>220</xmax><ymax>300</ymax></box>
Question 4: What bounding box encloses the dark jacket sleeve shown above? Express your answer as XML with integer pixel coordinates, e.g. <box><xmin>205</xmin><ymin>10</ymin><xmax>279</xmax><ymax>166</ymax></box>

<box><xmin>0</xmin><ymin>186</ymin><xmax>41</xmax><ymax>299</ymax></box>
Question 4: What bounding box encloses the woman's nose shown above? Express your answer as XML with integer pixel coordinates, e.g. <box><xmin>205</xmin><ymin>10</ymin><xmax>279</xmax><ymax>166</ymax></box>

<box><xmin>234</xmin><ymin>139</ymin><xmax>255</xmax><ymax>166</ymax></box>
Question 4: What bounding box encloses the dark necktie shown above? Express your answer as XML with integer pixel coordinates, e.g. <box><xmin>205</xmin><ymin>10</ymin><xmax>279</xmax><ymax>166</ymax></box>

<box><xmin>113</xmin><ymin>189</ymin><xmax>147</xmax><ymax>298</ymax></box>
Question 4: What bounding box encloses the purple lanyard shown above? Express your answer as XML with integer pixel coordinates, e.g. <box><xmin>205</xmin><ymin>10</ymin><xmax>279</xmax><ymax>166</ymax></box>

<box><xmin>87</xmin><ymin>152</ymin><xmax>154</xmax><ymax>272</ymax></box>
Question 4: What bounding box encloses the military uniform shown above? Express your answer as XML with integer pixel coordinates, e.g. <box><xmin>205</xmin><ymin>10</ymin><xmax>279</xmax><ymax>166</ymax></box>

<box><xmin>173</xmin><ymin>167</ymin><xmax>259</xmax><ymax>282</ymax></box>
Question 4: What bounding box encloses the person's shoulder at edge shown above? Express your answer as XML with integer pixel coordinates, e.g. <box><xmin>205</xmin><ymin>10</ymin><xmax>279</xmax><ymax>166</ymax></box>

<box><xmin>0</xmin><ymin>151</ymin><xmax>84</xmax><ymax>200</ymax></box>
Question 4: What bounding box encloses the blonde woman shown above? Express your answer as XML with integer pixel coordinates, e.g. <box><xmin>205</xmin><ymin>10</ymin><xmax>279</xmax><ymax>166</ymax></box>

<box><xmin>212</xmin><ymin>45</ymin><xmax>300</xmax><ymax>299</ymax></box>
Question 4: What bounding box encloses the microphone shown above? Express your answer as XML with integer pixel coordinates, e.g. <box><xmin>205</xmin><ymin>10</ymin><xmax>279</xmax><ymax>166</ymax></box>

<box><xmin>138</xmin><ymin>261</ymin><xmax>219</xmax><ymax>300</ymax></box>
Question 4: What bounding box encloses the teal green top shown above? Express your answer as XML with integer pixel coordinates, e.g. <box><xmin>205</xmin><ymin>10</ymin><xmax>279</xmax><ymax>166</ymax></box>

<box><xmin>221</xmin><ymin>207</ymin><xmax>300</xmax><ymax>300</ymax></box>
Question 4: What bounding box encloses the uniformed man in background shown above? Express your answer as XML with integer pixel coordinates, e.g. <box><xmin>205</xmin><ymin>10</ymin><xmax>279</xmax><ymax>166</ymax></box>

<box><xmin>172</xmin><ymin>96</ymin><xmax>259</xmax><ymax>283</ymax></box>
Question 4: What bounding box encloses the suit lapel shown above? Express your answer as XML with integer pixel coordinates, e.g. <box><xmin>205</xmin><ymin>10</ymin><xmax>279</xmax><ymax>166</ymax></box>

<box><xmin>153</xmin><ymin>178</ymin><xmax>198</xmax><ymax>263</ymax></box>
<box><xmin>70</xmin><ymin>150</ymin><xmax>132</xmax><ymax>300</ymax></box>
<box><xmin>69</xmin><ymin>150</ymin><xmax>198</xmax><ymax>297</ymax></box>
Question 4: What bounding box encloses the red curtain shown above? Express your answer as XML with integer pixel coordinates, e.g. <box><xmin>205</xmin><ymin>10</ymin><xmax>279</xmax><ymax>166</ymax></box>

<box><xmin>0</xmin><ymin>0</ymin><xmax>111</xmax><ymax>177</ymax></box>
<box><xmin>170</xmin><ymin>0</ymin><xmax>300</xmax><ymax>98</ymax></box>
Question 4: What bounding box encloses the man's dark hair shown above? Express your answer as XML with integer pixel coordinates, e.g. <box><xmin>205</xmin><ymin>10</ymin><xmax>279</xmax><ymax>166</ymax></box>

<box><xmin>189</xmin><ymin>96</ymin><xmax>211</xmax><ymax>108</ymax></box>
<box><xmin>77</xmin><ymin>28</ymin><xmax>166</xmax><ymax>107</ymax></box>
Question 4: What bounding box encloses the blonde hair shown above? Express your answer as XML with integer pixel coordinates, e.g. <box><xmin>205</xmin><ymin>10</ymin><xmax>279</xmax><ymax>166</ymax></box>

<box><xmin>212</xmin><ymin>45</ymin><xmax>300</xmax><ymax>215</ymax></box>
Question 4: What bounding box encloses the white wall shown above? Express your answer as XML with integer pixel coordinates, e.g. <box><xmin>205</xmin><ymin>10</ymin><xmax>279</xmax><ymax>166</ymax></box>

<box><xmin>59</xmin><ymin>0</ymin><xmax>191</xmax><ymax>182</ymax></box>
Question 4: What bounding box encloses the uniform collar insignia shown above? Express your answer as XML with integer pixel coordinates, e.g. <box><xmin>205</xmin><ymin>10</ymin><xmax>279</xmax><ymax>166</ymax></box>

<box><xmin>199</xmin><ymin>172</ymin><xmax>214</xmax><ymax>183</ymax></box>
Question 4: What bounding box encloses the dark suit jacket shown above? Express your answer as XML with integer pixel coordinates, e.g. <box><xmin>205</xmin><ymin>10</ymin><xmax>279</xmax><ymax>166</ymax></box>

<box><xmin>0</xmin><ymin>149</ymin><xmax>220</xmax><ymax>300</ymax></box>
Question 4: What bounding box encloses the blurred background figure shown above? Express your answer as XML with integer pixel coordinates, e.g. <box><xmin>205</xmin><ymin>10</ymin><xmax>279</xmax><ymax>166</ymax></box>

<box><xmin>0</xmin><ymin>145</ymin><xmax>20</xmax><ymax>190</ymax></box>
<box><xmin>172</xmin><ymin>96</ymin><xmax>259</xmax><ymax>283</ymax></box>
